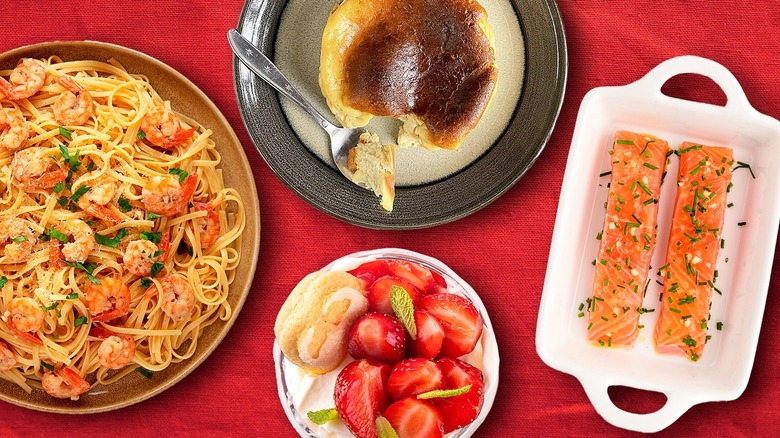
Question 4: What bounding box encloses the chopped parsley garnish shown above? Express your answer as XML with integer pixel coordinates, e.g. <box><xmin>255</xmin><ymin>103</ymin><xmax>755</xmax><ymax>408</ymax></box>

<box><xmin>12</xmin><ymin>236</ymin><xmax>27</xmax><ymax>243</ymax></box>
<box><xmin>149</xmin><ymin>261</ymin><xmax>164</xmax><ymax>278</ymax></box>
<box><xmin>140</xmin><ymin>232</ymin><xmax>162</xmax><ymax>244</ymax></box>
<box><xmin>40</xmin><ymin>302</ymin><xmax>59</xmax><ymax>312</ymax></box>
<box><xmin>117</xmin><ymin>197</ymin><xmax>132</xmax><ymax>212</ymax></box>
<box><xmin>59</xmin><ymin>126</ymin><xmax>73</xmax><ymax>140</ymax></box>
<box><xmin>152</xmin><ymin>250</ymin><xmax>166</xmax><ymax>258</ymax></box>
<box><xmin>0</xmin><ymin>276</ymin><xmax>6</xmax><ymax>288</ymax></box>
<box><xmin>168</xmin><ymin>168</ymin><xmax>189</xmax><ymax>183</ymax></box>
<box><xmin>70</xmin><ymin>185</ymin><xmax>91</xmax><ymax>202</ymax></box>
<box><xmin>62</xmin><ymin>260</ymin><xmax>101</xmax><ymax>284</ymax></box>
<box><xmin>47</xmin><ymin>229</ymin><xmax>69</xmax><ymax>243</ymax></box>
<box><xmin>94</xmin><ymin>228</ymin><xmax>128</xmax><ymax>248</ymax></box>
<box><xmin>136</xmin><ymin>367</ymin><xmax>153</xmax><ymax>379</ymax></box>
<box><xmin>140</xmin><ymin>277</ymin><xmax>153</xmax><ymax>289</ymax></box>
<box><xmin>74</xmin><ymin>316</ymin><xmax>88</xmax><ymax>327</ymax></box>
<box><xmin>137</xmin><ymin>130</ymin><xmax>147</xmax><ymax>140</ymax></box>
<box><xmin>148</xmin><ymin>212</ymin><xmax>161</xmax><ymax>220</ymax></box>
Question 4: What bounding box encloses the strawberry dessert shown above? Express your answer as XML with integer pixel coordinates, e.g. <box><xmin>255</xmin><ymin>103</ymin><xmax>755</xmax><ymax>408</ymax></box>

<box><xmin>276</xmin><ymin>250</ymin><xmax>497</xmax><ymax>438</ymax></box>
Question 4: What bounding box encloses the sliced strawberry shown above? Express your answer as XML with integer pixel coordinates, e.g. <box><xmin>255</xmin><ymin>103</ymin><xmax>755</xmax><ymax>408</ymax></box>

<box><xmin>407</xmin><ymin>310</ymin><xmax>444</xmax><ymax>359</ymax></box>
<box><xmin>348</xmin><ymin>260</ymin><xmax>392</xmax><ymax>287</ymax></box>
<box><xmin>387</xmin><ymin>358</ymin><xmax>444</xmax><ymax>400</ymax></box>
<box><xmin>383</xmin><ymin>397</ymin><xmax>444</xmax><ymax>438</ymax></box>
<box><xmin>417</xmin><ymin>293</ymin><xmax>483</xmax><ymax>357</ymax></box>
<box><xmin>428</xmin><ymin>270</ymin><xmax>449</xmax><ymax>295</ymax></box>
<box><xmin>335</xmin><ymin>359</ymin><xmax>392</xmax><ymax>438</ymax></box>
<box><xmin>386</xmin><ymin>260</ymin><xmax>435</xmax><ymax>293</ymax></box>
<box><xmin>433</xmin><ymin>357</ymin><xmax>484</xmax><ymax>433</ymax></box>
<box><xmin>368</xmin><ymin>276</ymin><xmax>419</xmax><ymax>315</ymax></box>
<box><xmin>348</xmin><ymin>313</ymin><xmax>406</xmax><ymax>364</ymax></box>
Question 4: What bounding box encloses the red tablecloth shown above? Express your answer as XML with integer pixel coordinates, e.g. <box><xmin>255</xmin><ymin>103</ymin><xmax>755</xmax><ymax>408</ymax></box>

<box><xmin>2</xmin><ymin>1</ymin><xmax>780</xmax><ymax>436</ymax></box>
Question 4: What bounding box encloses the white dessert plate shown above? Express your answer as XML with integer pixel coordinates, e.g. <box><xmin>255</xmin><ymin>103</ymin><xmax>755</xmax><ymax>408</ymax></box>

<box><xmin>536</xmin><ymin>56</ymin><xmax>780</xmax><ymax>433</ymax></box>
<box><xmin>274</xmin><ymin>248</ymin><xmax>500</xmax><ymax>437</ymax></box>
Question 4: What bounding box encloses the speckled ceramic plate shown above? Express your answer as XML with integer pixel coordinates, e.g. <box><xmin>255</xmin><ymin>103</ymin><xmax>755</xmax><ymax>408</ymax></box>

<box><xmin>0</xmin><ymin>41</ymin><xmax>261</xmax><ymax>413</ymax></box>
<box><xmin>233</xmin><ymin>0</ymin><xmax>567</xmax><ymax>229</ymax></box>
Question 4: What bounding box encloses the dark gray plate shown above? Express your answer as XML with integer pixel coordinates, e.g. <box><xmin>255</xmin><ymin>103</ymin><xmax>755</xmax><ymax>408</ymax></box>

<box><xmin>233</xmin><ymin>0</ymin><xmax>567</xmax><ymax>230</ymax></box>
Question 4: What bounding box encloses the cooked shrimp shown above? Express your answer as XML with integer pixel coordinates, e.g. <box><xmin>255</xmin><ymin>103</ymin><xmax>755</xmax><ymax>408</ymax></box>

<box><xmin>0</xmin><ymin>106</ymin><xmax>29</xmax><ymax>151</ymax></box>
<box><xmin>41</xmin><ymin>366</ymin><xmax>90</xmax><ymax>400</ymax></box>
<box><xmin>53</xmin><ymin>76</ymin><xmax>93</xmax><ymax>126</ymax></box>
<box><xmin>0</xmin><ymin>340</ymin><xmax>17</xmax><ymax>372</ymax></box>
<box><xmin>123</xmin><ymin>239</ymin><xmax>159</xmax><ymax>277</ymax></box>
<box><xmin>0</xmin><ymin>218</ymin><xmax>38</xmax><ymax>264</ymax></box>
<box><xmin>192</xmin><ymin>202</ymin><xmax>220</xmax><ymax>249</ymax></box>
<box><xmin>11</xmin><ymin>147</ymin><xmax>68</xmax><ymax>191</ymax></box>
<box><xmin>98</xmin><ymin>335</ymin><xmax>136</xmax><ymax>369</ymax></box>
<box><xmin>75</xmin><ymin>173</ymin><xmax>122</xmax><ymax>223</ymax></box>
<box><xmin>140</xmin><ymin>104</ymin><xmax>196</xmax><ymax>149</ymax></box>
<box><xmin>5</xmin><ymin>297</ymin><xmax>44</xmax><ymax>345</ymax></box>
<box><xmin>0</xmin><ymin>58</ymin><xmax>46</xmax><ymax>100</ymax></box>
<box><xmin>159</xmin><ymin>275</ymin><xmax>196</xmax><ymax>321</ymax></box>
<box><xmin>85</xmin><ymin>277</ymin><xmax>130</xmax><ymax>322</ymax></box>
<box><xmin>141</xmin><ymin>173</ymin><xmax>198</xmax><ymax>216</ymax></box>
<box><xmin>57</xmin><ymin>218</ymin><xmax>95</xmax><ymax>264</ymax></box>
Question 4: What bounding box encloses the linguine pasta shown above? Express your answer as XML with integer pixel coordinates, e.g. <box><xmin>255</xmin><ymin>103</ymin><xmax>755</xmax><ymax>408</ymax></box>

<box><xmin>0</xmin><ymin>57</ymin><xmax>245</xmax><ymax>398</ymax></box>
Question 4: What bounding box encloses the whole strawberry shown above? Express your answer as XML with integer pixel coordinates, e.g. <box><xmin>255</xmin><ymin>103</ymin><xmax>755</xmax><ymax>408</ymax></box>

<box><xmin>349</xmin><ymin>312</ymin><xmax>406</xmax><ymax>364</ymax></box>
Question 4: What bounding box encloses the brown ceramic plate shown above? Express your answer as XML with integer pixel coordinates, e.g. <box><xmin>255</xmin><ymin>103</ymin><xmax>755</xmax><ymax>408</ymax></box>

<box><xmin>0</xmin><ymin>41</ymin><xmax>261</xmax><ymax>413</ymax></box>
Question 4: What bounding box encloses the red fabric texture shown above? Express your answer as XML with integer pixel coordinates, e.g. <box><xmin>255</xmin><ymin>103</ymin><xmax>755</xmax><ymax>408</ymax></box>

<box><xmin>2</xmin><ymin>1</ymin><xmax>780</xmax><ymax>436</ymax></box>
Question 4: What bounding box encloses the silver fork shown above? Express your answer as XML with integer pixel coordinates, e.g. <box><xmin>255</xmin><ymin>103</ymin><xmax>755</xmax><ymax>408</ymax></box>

<box><xmin>227</xmin><ymin>29</ymin><xmax>364</xmax><ymax>186</ymax></box>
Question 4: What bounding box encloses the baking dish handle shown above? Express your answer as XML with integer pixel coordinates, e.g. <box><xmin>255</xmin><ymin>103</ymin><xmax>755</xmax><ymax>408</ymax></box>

<box><xmin>630</xmin><ymin>55</ymin><xmax>752</xmax><ymax>112</ymax></box>
<box><xmin>580</xmin><ymin>377</ymin><xmax>695</xmax><ymax>433</ymax></box>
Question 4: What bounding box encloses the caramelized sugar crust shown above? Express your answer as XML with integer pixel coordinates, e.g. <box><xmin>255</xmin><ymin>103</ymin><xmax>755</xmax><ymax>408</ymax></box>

<box><xmin>342</xmin><ymin>0</ymin><xmax>497</xmax><ymax>147</ymax></box>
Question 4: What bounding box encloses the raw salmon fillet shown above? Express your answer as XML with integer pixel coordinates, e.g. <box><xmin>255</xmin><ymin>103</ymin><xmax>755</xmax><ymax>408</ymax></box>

<box><xmin>588</xmin><ymin>131</ymin><xmax>670</xmax><ymax>346</ymax></box>
<box><xmin>654</xmin><ymin>142</ymin><xmax>733</xmax><ymax>361</ymax></box>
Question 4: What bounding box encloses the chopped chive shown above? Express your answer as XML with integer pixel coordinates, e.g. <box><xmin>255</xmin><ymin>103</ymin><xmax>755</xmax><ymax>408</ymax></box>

<box><xmin>599</xmin><ymin>171</ymin><xmax>612</xmax><ymax>177</ymax></box>
<box><xmin>733</xmin><ymin>161</ymin><xmax>756</xmax><ymax>178</ymax></box>
<box><xmin>737</xmin><ymin>222</ymin><xmax>747</xmax><ymax>226</ymax></box>
<box><xmin>717</xmin><ymin>322</ymin><xmax>723</xmax><ymax>330</ymax></box>
<box><xmin>678</xmin><ymin>144</ymin><xmax>703</xmax><ymax>154</ymax></box>
<box><xmin>616</xmin><ymin>139</ymin><xmax>634</xmax><ymax>145</ymax></box>
<box><xmin>637</xmin><ymin>180</ymin><xmax>653</xmax><ymax>196</ymax></box>
<box><xmin>669</xmin><ymin>307</ymin><xmax>682</xmax><ymax>313</ymax></box>
<box><xmin>643</xmin><ymin>163</ymin><xmax>659</xmax><ymax>170</ymax></box>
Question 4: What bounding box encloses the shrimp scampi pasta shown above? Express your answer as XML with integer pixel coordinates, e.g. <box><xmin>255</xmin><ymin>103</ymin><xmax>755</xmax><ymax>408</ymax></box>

<box><xmin>0</xmin><ymin>57</ymin><xmax>246</xmax><ymax>400</ymax></box>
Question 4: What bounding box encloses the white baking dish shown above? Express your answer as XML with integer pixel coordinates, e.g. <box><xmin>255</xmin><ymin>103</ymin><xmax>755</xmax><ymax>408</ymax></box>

<box><xmin>536</xmin><ymin>56</ymin><xmax>780</xmax><ymax>433</ymax></box>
